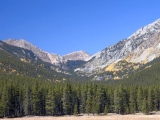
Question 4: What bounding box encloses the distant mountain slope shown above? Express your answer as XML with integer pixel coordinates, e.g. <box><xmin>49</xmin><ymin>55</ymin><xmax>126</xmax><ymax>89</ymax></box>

<box><xmin>4</xmin><ymin>39</ymin><xmax>91</xmax><ymax>69</ymax></box>
<box><xmin>3</xmin><ymin>19</ymin><xmax>160</xmax><ymax>81</ymax></box>
<box><xmin>121</xmin><ymin>55</ymin><xmax>160</xmax><ymax>85</ymax></box>
<box><xmin>4</xmin><ymin>39</ymin><xmax>62</xmax><ymax>65</ymax></box>
<box><xmin>0</xmin><ymin>41</ymin><xmax>87</xmax><ymax>81</ymax></box>
<box><xmin>76</xmin><ymin>18</ymin><xmax>160</xmax><ymax>78</ymax></box>
<box><xmin>100</xmin><ymin>55</ymin><xmax>160</xmax><ymax>85</ymax></box>
<box><xmin>0</xmin><ymin>40</ymin><xmax>37</xmax><ymax>62</ymax></box>
<box><xmin>63</xmin><ymin>50</ymin><xmax>90</xmax><ymax>61</ymax></box>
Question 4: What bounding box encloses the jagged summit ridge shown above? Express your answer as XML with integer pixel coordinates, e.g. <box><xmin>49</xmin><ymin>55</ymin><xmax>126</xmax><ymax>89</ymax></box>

<box><xmin>4</xmin><ymin>39</ymin><xmax>54</xmax><ymax>64</ymax></box>
<box><xmin>4</xmin><ymin>39</ymin><xmax>91</xmax><ymax>66</ymax></box>
<box><xmin>128</xmin><ymin>18</ymin><xmax>160</xmax><ymax>39</ymax></box>
<box><xmin>4</xmin><ymin>18</ymin><xmax>160</xmax><ymax>77</ymax></box>
<box><xmin>76</xmin><ymin>18</ymin><xmax>160</xmax><ymax>74</ymax></box>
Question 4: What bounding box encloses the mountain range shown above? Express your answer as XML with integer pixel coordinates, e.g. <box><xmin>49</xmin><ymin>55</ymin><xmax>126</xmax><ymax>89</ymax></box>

<box><xmin>4</xmin><ymin>39</ymin><xmax>91</xmax><ymax>65</ymax></box>
<box><xmin>2</xmin><ymin>18</ymin><xmax>160</xmax><ymax>80</ymax></box>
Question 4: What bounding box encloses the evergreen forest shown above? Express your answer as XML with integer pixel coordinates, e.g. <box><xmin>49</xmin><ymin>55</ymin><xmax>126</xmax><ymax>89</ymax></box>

<box><xmin>1</xmin><ymin>41</ymin><xmax>160</xmax><ymax>118</ymax></box>
<box><xmin>1</xmin><ymin>72</ymin><xmax>160</xmax><ymax>118</ymax></box>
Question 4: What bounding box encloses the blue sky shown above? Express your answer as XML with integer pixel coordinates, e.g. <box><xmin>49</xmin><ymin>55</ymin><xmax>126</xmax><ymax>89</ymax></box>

<box><xmin>0</xmin><ymin>0</ymin><xmax>160</xmax><ymax>55</ymax></box>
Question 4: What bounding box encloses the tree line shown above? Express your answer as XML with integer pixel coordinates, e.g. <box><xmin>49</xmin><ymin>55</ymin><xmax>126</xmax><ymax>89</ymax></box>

<box><xmin>0</xmin><ymin>76</ymin><xmax>160</xmax><ymax>118</ymax></box>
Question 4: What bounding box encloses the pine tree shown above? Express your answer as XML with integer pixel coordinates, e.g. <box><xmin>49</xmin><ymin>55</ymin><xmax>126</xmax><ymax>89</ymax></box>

<box><xmin>104</xmin><ymin>105</ymin><xmax>108</xmax><ymax>115</ymax></box>
<box><xmin>74</xmin><ymin>104</ymin><xmax>78</xmax><ymax>116</ymax></box>
<box><xmin>114</xmin><ymin>84</ymin><xmax>128</xmax><ymax>114</ymax></box>
<box><xmin>106</xmin><ymin>86</ymin><xmax>114</xmax><ymax>113</ymax></box>
<box><xmin>54</xmin><ymin>84</ymin><xmax>63</xmax><ymax>115</ymax></box>
<box><xmin>153</xmin><ymin>87</ymin><xmax>159</xmax><ymax>111</ymax></box>
<box><xmin>75</xmin><ymin>83</ymin><xmax>81</xmax><ymax>115</ymax></box>
<box><xmin>148</xmin><ymin>88</ymin><xmax>154</xmax><ymax>112</ymax></box>
<box><xmin>94</xmin><ymin>85</ymin><xmax>106</xmax><ymax>115</ymax></box>
<box><xmin>62</xmin><ymin>83</ymin><xmax>72</xmax><ymax>115</ymax></box>
<box><xmin>129</xmin><ymin>88</ymin><xmax>136</xmax><ymax>114</ymax></box>
<box><xmin>85</xmin><ymin>84</ymin><xmax>92</xmax><ymax>115</ymax></box>
<box><xmin>114</xmin><ymin>87</ymin><xmax>120</xmax><ymax>114</ymax></box>
<box><xmin>32</xmin><ymin>81</ymin><xmax>41</xmax><ymax>115</ymax></box>
<box><xmin>17</xmin><ymin>86</ymin><xmax>24</xmax><ymax>117</ymax></box>
<box><xmin>142</xmin><ymin>98</ymin><xmax>149</xmax><ymax>114</ymax></box>
<box><xmin>24</xmin><ymin>87</ymin><xmax>32</xmax><ymax>116</ymax></box>
<box><xmin>8</xmin><ymin>83</ymin><xmax>16</xmax><ymax>117</ymax></box>
<box><xmin>80</xmin><ymin>84</ymin><xmax>87</xmax><ymax>114</ymax></box>
<box><xmin>0</xmin><ymin>85</ymin><xmax>9</xmax><ymax>117</ymax></box>
<box><xmin>38</xmin><ymin>87</ymin><xmax>46</xmax><ymax>115</ymax></box>
<box><xmin>45</xmin><ymin>87</ymin><xmax>56</xmax><ymax>115</ymax></box>
<box><xmin>137</xmin><ymin>87</ymin><xmax>143</xmax><ymax>112</ymax></box>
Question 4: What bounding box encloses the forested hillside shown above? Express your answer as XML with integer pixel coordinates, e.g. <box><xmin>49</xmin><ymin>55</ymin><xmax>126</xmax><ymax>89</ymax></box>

<box><xmin>1</xmin><ymin>53</ymin><xmax>160</xmax><ymax>118</ymax></box>
<box><xmin>0</xmin><ymin>49</ymin><xmax>90</xmax><ymax>82</ymax></box>
<box><xmin>0</xmin><ymin>73</ymin><xmax>160</xmax><ymax>118</ymax></box>
<box><xmin>2</xmin><ymin>40</ymin><xmax>160</xmax><ymax>118</ymax></box>
<box><xmin>120</xmin><ymin>56</ymin><xmax>160</xmax><ymax>85</ymax></box>
<box><xmin>1</xmin><ymin>57</ymin><xmax>160</xmax><ymax>117</ymax></box>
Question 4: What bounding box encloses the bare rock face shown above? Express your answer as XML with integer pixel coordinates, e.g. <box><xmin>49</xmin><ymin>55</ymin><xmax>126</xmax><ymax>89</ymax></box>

<box><xmin>4</xmin><ymin>18</ymin><xmax>160</xmax><ymax>77</ymax></box>
<box><xmin>4</xmin><ymin>39</ymin><xmax>91</xmax><ymax>68</ymax></box>
<box><xmin>76</xmin><ymin>19</ymin><xmax>160</xmax><ymax>74</ymax></box>
<box><xmin>125</xmin><ymin>32</ymin><xmax>160</xmax><ymax>63</ymax></box>
<box><xmin>4</xmin><ymin>39</ymin><xmax>55</xmax><ymax>64</ymax></box>
<box><xmin>63</xmin><ymin>51</ymin><xmax>91</xmax><ymax>62</ymax></box>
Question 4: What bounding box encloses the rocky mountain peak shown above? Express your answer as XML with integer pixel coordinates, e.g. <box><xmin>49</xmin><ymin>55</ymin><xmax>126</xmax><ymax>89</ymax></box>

<box><xmin>128</xmin><ymin>19</ymin><xmax>160</xmax><ymax>40</ymax></box>
<box><xmin>4</xmin><ymin>39</ymin><xmax>55</xmax><ymax>64</ymax></box>
<box><xmin>4</xmin><ymin>39</ymin><xmax>90</xmax><ymax>69</ymax></box>
<box><xmin>63</xmin><ymin>50</ymin><xmax>91</xmax><ymax>62</ymax></box>
<box><xmin>4</xmin><ymin>39</ymin><xmax>36</xmax><ymax>50</ymax></box>
<box><xmin>76</xmin><ymin>18</ymin><xmax>160</xmax><ymax>75</ymax></box>
<box><xmin>4</xmin><ymin>19</ymin><xmax>160</xmax><ymax>78</ymax></box>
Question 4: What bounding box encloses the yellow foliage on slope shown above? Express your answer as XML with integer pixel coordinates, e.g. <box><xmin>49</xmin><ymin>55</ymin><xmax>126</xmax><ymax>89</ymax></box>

<box><xmin>105</xmin><ymin>63</ymin><xmax>115</xmax><ymax>71</ymax></box>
